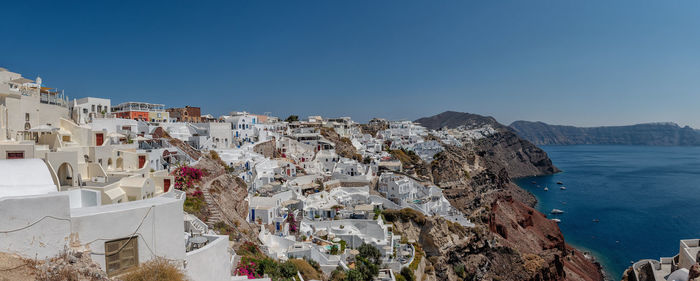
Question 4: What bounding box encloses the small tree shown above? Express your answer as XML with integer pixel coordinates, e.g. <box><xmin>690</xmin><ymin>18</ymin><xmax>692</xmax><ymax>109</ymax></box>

<box><xmin>285</xmin><ymin>115</ymin><xmax>299</xmax><ymax>122</ymax></box>
<box><xmin>358</xmin><ymin>243</ymin><xmax>382</xmax><ymax>264</ymax></box>
<box><xmin>401</xmin><ymin>267</ymin><xmax>415</xmax><ymax>281</ymax></box>
<box><xmin>279</xmin><ymin>261</ymin><xmax>298</xmax><ymax>279</ymax></box>
<box><xmin>355</xmin><ymin>257</ymin><xmax>379</xmax><ymax>280</ymax></box>
<box><xmin>330</xmin><ymin>267</ymin><xmax>346</xmax><ymax>281</ymax></box>
<box><xmin>345</xmin><ymin>269</ymin><xmax>364</xmax><ymax>281</ymax></box>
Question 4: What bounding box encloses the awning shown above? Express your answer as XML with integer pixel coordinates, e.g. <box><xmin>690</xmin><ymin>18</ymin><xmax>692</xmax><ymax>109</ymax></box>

<box><xmin>108</xmin><ymin>132</ymin><xmax>126</xmax><ymax>138</ymax></box>
<box><xmin>104</xmin><ymin>187</ymin><xmax>126</xmax><ymax>201</ymax></box>
<box><xmin>27</xmin><ymin>124</ymin><xmax>58</xmax><ymax>133</ymax></box>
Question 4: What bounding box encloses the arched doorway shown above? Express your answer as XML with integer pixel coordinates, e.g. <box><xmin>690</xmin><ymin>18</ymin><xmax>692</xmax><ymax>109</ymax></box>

<box><xmin>107</xmin><ymin>158</ymin><xmax>113</xmax><ymax>170</ymax></box>
<box><xmin>116</xmin><ymin>158</ymin><xmax>124</xmax><ymax>170</ymax></box>
<box><xmin>57</xmin><ymin>163</ymin><xmax>73</xmax><ymax>186</ymax></box>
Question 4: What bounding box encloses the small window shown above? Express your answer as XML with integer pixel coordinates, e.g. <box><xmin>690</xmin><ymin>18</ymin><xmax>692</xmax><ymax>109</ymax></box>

<box><xmin>25</xmin><ymin>113</ymin><xmax>30</xmax><ymax>121</ymax></box>
<box><xmin>7</xmin><ymin>152</ymin><xmax>24</xmax><ymax>159</ymax></box>
<box><xmin>105</xmin><ymin>237</ymin><xmax>139</xmax><ymax>276</ymax></box>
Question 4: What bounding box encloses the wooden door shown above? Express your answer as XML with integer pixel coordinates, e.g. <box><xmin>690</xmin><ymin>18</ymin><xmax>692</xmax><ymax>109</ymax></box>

<box><xmin>96</xmin><ymin>133</ymin><xmax>104</xmax><ymax>146</ymax></box>
<box><xmin>105</xmin><ymin>237</ymin><xmax>138</xmax><ymax>276</ymax></box>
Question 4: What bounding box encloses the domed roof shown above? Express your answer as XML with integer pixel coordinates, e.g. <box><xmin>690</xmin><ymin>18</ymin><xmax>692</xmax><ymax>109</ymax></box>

<box><xmin>667</xmin><ymin>268</ymin><xmax>689</xmax><ymax>281</ymax></box>
<box><xmin>0</xmin><ymin>159</ymin><xmax>57</xmax><ymax>199</ymax></box>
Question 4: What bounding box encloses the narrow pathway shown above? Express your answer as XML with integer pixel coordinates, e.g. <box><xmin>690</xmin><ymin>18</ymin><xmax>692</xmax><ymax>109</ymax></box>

<box><xmin>200</xmin><ymin>172</ymin><xmax>226</xmax><ymax>226</ymax></box>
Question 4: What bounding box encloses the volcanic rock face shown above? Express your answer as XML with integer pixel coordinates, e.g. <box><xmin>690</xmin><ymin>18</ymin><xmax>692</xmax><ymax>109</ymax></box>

<box><xmin>415</xmin><ymin>111</ymin><xmax>502</xmax><ymax>131</ymax></box>
<box><xmin>320</xmin><ymin>127</ymin><xmax>362</xmax><ymax>161</ymax></box>
<box><xmin>472</xmin><ymin>130</ymin><xmax>561</xmax><ymax>178</ymax></box>
<box><xmin>417</xmin><ymin>111</ymin><xmax>560</xmax><ymax>178</ymax></box>
<box><xmin>409</xmin><ymin>111</ymin><xmax>603</xmax><ymax>281</ymax></box>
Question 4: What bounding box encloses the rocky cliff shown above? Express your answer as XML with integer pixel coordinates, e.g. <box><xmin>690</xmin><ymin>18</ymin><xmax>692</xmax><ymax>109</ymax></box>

<box><xmin>509</xmin><ymin>120</ymin><xmax>700</xmax><ymax>146</ymax></box>
<box><xmin>415</xmin><ymin>111</ymin><xmax>503</xmax><ymax>131</ymax></box>
<box><xmin>410</xmin><ymin>111</ymin><xmax>603</xmax><ymax>281</ymax></box>
<box><xmin>417</xmin><ymin>111</ymin><xmax>561</xmax><ymax>178</ymax></box>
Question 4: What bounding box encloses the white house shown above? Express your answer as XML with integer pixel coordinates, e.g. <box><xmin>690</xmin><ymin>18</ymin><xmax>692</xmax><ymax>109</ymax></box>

<box><xmin>73</xmin><ymin>97</ymin><xmax>112</xmax><ymax>125</ymax></box>
<box><xmin>0</xmin><ymin>67</ymin><xmax>71</xmax><ymax>141</ymax></box>
<box><xmin>222</xmin><ymin>112</ymin><xmax>258</xmax><ymax>144</ymax></box>
<box><xmin>0</xmin><ymin>159</ymin><xmax>233</xmax><ymax>281</ymax></box>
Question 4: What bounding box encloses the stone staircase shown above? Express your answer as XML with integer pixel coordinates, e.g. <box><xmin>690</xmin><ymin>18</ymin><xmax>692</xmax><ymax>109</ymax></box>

<box><xmin>199</xmin><ymin>172</ymin><xmax>226</xmax><ymax>227</ymax></box>
<box><xmin>203</xmin><ymin>187</ymin><xmax>223</xmax><ymax>226</ymax></box>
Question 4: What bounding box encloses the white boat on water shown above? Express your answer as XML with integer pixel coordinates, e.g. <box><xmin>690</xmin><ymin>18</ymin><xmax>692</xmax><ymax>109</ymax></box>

<box><xmin>550</xmin><ymin>209</ymin><xmax>564</xmax><ymax>214</ymax></box>
<box><xmin>544</xmin><ymin>187</ymin><xmax>549</xmax><ymax>191</ymax></box>
<box><xmin>551</xmin><ymin>218</ymin><xmax>561</xmax><ymax>223</ymax></box>
<box><xmin>560</xmin><ymin>186</ymin><xmax>566</xmax><ymax>190</ymax></box>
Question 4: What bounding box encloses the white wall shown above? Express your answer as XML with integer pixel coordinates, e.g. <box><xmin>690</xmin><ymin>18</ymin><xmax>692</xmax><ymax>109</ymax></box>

<box><xmin>0</xmin><ymin>193</ymin><xmax>72</xmax><ymax>259</ymax></box>
<box><xmin>185</xmin><ymin>235</ymin><xmax>232</xmax><ymax>281</ymax></box>
<box><xmin>71</xmin><ymin>196</ymin><xmax>185</xmax><ymax>271</ymax></box>
<box><xmin>67</xmin><ymin>189</ymin><xmax>101</xmax><ymax>208</ymax></box>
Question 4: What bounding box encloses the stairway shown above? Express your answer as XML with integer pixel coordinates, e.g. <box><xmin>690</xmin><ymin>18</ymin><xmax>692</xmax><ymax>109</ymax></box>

<box><xmin>200</xmin><ymin>173</ymin><xmax>226</xmax><ymax>226</ymax></box>
<box><xmin>203</xmin><ymin>187</ymin><xmax>223</xmax><ymax>225</ymax></box>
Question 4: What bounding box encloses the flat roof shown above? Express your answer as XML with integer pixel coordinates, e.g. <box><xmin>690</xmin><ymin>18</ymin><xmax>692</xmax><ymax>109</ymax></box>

<box><xmin>71</xmin><ymin>195</ymin><xmax>180</xmax><ymax>217</ymax></box>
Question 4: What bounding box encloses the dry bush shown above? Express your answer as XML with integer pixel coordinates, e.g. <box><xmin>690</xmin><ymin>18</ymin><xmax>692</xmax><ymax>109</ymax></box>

<box><xmin>120</xmin><ymin>258</ymin><xmax>185</xmax><ymax>281</ymax></box>
<box><xmin>522</xmin><ymin>253</ymin><xmax>545</xmax><ymax>274</ymax></box>
<box><xmin>289</xmin><ymin>259</ymin><xmax>322</xmax><ymax>280</ymax></box>
<box><xmin>382</xmin><ymin>208</ymin><xmax>427</xmax><ymax>225</ymax></box>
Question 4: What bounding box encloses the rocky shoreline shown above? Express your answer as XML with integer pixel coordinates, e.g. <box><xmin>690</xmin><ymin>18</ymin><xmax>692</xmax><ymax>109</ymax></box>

<box><xmin>515</xmin><ymin>177</ymin><xmax>611</xmax><ymax>281</ymax></box>
<box><xmin>414</xmin><ymin>111</ymin><xmax>606</xmax><ymax>281</ymax></box>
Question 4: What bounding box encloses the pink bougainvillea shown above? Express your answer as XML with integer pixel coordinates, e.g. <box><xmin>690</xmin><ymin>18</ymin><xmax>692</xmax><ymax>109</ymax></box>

<box><xmin>172</xmin><ymin>165</ymin><xmax>204</xmax><ymax>190</ymax></box>
<box><xmin>287</xmin><ymin>211</ymin><xmax>297</xmax><ymax>233</ymax></box>
<box><xmin>236</xmin><ymin>259</ymin><xmax>262</xmax><ymax>279</ymax></box>
<box><xmin>188</xmin><ymin>188</ymin><xmax>203</xmax><ymax>198</ymax></box>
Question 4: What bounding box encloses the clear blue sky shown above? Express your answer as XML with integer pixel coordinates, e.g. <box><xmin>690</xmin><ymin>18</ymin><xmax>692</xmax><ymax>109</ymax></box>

<box><xmin>3</xmin><ymin>1</ymin><xmax>700</xmax><ymax>127</ymax></box>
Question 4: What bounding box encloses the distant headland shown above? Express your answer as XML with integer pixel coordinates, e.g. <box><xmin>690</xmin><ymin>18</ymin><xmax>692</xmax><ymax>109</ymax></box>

<box><xmin>509</xmin><ymin>121</ymin><xmax>700</xmax><ymax>146</ymax></box>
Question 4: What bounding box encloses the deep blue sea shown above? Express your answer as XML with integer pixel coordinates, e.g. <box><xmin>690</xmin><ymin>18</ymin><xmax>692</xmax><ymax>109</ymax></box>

<box><xmin>515</xmin><ymin>145</ymin><xmax>700</xmax><ymax>280</ymax></box>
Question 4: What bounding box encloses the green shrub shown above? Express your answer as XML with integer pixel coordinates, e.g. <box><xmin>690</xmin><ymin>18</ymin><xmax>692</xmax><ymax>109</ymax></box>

<box><xmin>358</xmin><ymin>243</ymin><xmax>382</xmax><ymax>264</ymax></box>
<box><xmin>454</xmin><ymin>263</ymin><xmax>466</xmax><ymax>279</ymax></box>
<box><xmin>409</xmin><ymin>245</ymin><xmax>423</xmax><ymax>271</ymax></box>
<box><xmin>183</xmin><ymin>196</ymin><xmax>208</xmax><ymax>221</ymax></box>
<box><xmin>400</xmin><ymin>267</ymin><xmax>415</xmax><ymax>281</ymax></box>
<box><xmin>339</xmin><ymin>240</ymin><xmax>347</xmax><ymax>252</ymax></box>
